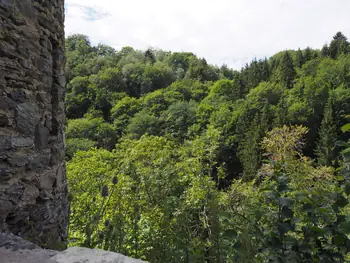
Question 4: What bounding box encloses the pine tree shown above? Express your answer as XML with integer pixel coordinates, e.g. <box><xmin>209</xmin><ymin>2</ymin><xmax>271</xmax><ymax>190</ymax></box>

<box><xmin>275</xmin><ymin>93</ymin><xmax>288</xmax><ymax>126</ymax></box>
<box><xmin>295</xmin><ymin>48</ymin><xmax>305</xmax><ymax>68</ymax></box>
<box><xmin>275</xmin><ymin>51</ymin><xmax>296</xmax><ymax>88</ymax></box>
<box><xmin>241</xmin><ymin>125</ymin><xmax>261</xmax><ymax>180</ymax></box>
<box><xmin>315</xmin><ymin>96</ymin><xmax>338</xmax><ymax>166</ymax></box>
<box><xmin>261</xmin><ymin>58</ymin><xmax>270</xmax><ymax>80</ymax></box>
<box><xmin>260</xmin><ymin>103</ymin><xmax>272</xmax><ymax>132</ymax></box>
<box><xmin>321</xmin><ymin>44</ymin><xmax>330</xmax><ymax>57</ymax></box>
<box><xmin>329</xmin><ymin>32</ymin><xmax>349</xmax><ymax>59</ymax></box>
<box><xmin>238</xmin><ymin>113</ymin><xmax>269</xmax><ymax>180</ymax></box>
<box><xmin>304</xmin><ymin>47</ymin><xmax>313</xmax><ymax>62</ymax></box>
<box><xmin>144</xmin><ymin>49</ymin><xmax>156</xmax><ymax>64</ymax></box>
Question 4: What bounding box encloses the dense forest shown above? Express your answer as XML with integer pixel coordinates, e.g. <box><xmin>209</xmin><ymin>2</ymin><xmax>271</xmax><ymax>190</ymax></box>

<box><xmin>65</xmin><ymin>32</ymin><xmax>350</xmax><ymax>262</ymax></box>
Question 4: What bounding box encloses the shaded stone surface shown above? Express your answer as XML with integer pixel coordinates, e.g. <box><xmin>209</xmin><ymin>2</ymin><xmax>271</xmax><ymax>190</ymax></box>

<box><xmin>53</xmin><ymin>247</ymin><xmax>148</xmax><ymax>263</ymax></box>
<box><xmin>0</xmin><ymin>233</ymin><xmax>148</xmax><ymax>263</ymax></box>
<box><xmin>0</xmin><ymin>0</ymin><xmax>68</xmax><ymax>248</ymax></box>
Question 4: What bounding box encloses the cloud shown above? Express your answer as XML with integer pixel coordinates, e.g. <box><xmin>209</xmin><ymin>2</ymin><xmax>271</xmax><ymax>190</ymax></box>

<box><xmin>65</xmin><ymin>3</ymin><xmax>109</xmax><ymax>21</ymax></box>
<box><xmin>65</xmin><ymin>0</ymin><xmax>350</xmax><ymax>69</ymax></box>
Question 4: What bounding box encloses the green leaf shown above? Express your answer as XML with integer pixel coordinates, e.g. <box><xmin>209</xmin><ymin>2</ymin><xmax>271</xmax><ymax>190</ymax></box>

<box><xmin>295</xmin><ymin>191</ymin><xmax>308</xmax><ymax>201</ymax></box>
<box><xmin>218</xmin><ymin>211</ymin><xmax>231</xmax><ymax>219</ymax></box>
<box><xmin>254</xmin><ymin>210</ymin><xmax>263</xmax><ymax>220</ymax></box>
<box><xmin>277</xmin><ymin>222</ymin><xmax>291</xmax><ymax>236</ymax></box>
<box><xmin>339</xmin><ymin>222</ymin><xmax>350</xmax><ymax>234</ymax></box>
<box><xmin>260</xmin><ymin>186</ymin><xmax>273</xmax><ymax>192</ymax></box>
<box><xmin>335</xmin><ymin>140</ymin><xmax>349</xmax><ymax>147</ymax></box>
<box><xmin>266</xmin><ymin>190</ymin><xmax>279</xmax><ymax>200</ymax></box>
<box><xmin>285</xmin><ymin>236</ymin><xmax>298</xmax><ymax>246</ymax></box>
<box><xmin>336</xmin><ymin>175</ymin><xmax>344</xmax><ymax>181</ymax></box>
<box><xmin>302</xmin><ymin>203</ymin><xmax>313</xmax><ymax>213</ymax></box>
<box><xmin>343</xmin><ymin>184</ymin><xmax>350</xmax><ymax>196</ymax></box>
<box><xmin>345</xmin><ymin>238</ymin><xmax>350</xmax><ymax>250</ymax></box>
<box><xmin>232</xmin><ymin>241</ymin><xmax>241</xmax><ymax>249</ymax></box>
<box><xmin>282</xmin><ymin>206</ymin><xmax>294</xmax><ymax>218</ymax></box>
<box><xmin>311</xmin><ymin>226</ymin><xmax>325</xmax><ymax>237</ymax></box>
<box><xmin>270</xmin><ymin>236</ymin><xmax>282</xmax><ymax>248</ymax></box>
<box><xmin>341</xmin><ymin>123</ymin><xmax>350</xmax><ymax>133</ymax></box>
<box><xmin>298</xmin><ymin>244</ymin><xmax>312</xmax><ymax>253</ymax></box>
<box><xmin>223</xmin><ymin>229</ymin><xmax>237</xmax><ymax>239</ymax></box>
<box><xmin>335</xmin><ymin>196</ymin><xmax>349</xmax><ymax>208</ymax></box>
<box><xmin>332</xmin><ymin>234</ymin><xmax>345</xmax><ymax>246</ymax></box>
<box><xmin>280</xmin><ymin>197</ymin><xmax>294</xmax><ymax>208</ymax></box>
<box><xmin>277</xmin><ymin>175</ymin><xmax>289</xmax><ymax>192</ymax></box>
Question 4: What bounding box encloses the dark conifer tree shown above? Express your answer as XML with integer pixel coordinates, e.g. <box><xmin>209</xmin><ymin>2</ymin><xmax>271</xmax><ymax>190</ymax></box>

<box><xmin>315</xmin><ymin>95</ymin><xmax>338</xmax><ymax>166</ymax></box>
<box><xmin>275</xmin><ymin>93</ymin><xmax>288</xmax><ymax>126</ymax></box>
<box><xmin>321</xmin><ymin>44</ymin><xmax>330</xmax><ymax>57</ymax></box>
<box><xmin>295</xmin><ymin>48</ymin><xmax>305</xmax><ymax>68</ymax></box>
<box><xmin>238</xmin><ymin>116</ymin><xmax>262</xmax><ymax>180</ymax></box>
<box><xmin>330</xmin><ymin>32</ymin><xmax>349</xmax><ymax>59</ymax></box>
<box><xmin>144</xmin><ymin>49</ymin><xmax>156</xmax><ymax>64</ymax></box>
<box><xmin>275</xmin><ymin>51</ymin><xmax>296</xmax><ymax>88</ymax></box>
<box><xmin>261</xmin><ymin>58</ymin><xmax>270</xmax><ymax>80</ymax></box>
<box><xmin>304</xmin><ymin>47</ymin><xmax>313</xmax><ymax>62</ymax></box>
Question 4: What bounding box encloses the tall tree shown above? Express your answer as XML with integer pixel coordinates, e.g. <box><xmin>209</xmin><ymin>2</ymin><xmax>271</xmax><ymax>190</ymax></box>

<box><xmin>295</xmin><ymin>48</ymin><xmax>305</xmax><ymax>68</ymax></box>
<box><xmin>275</xmin><ymin>93</ymin><xmax>288</xmax><ymax>126</ymax></box>
<box><xmin>238</xmin><ymin>116</ymin><xmax>263</xmax><ymax>180</ymax></box>
<box><xmin>144</xmin><ymin>48</ymin><xmax>156</xmax><ymax>64</ymax></box>
<box><xmin>321</xmin><ymin>44</ymin><xmax>330</xmax><ymax>57</ymax></box>
<box><xmin>275</xmin><ymin>51</ymin><xmax>296</xmax><ymax>88</ymax></box>
<box><xmin>304</xmin><ymin>47</ymin><xmax>313</xmax><ymax>62</ymax></box>
<box><xmin>315</xmin><ymin>95</ymin><xmax>338</xmax><ymax>166</ymax></box>
<box><xmin>330</xmin><ymin>32</ymin><xmax>349</xmax><ymax>59</ymax></box>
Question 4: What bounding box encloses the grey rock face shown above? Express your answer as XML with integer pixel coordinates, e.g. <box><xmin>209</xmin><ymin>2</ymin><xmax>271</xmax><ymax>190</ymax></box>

<box><xmin>0</xmin><ymin>0</ymin><xmax>68</xmax><ymax>248</ymax></box>
<box><xmin>0</xmin><ymin>233</ymin><xmax>148</xmax><ymax>263</ymax></box>
<box><xmin>53</xmin><ymin>247</ymin><xmax>148</xmax><ymax>263</ymax></box>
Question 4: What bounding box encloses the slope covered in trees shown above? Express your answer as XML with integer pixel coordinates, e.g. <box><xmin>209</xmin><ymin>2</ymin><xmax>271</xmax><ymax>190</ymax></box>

<box><xmin>66</xmin><ymin>32</ymin><xmax>350</xmax><ymax>262</ymax></box>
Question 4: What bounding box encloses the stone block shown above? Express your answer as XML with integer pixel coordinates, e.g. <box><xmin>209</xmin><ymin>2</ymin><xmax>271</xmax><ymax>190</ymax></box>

<box><xmin>16</xmin><ymin>102</ymin><xmax>39</xmax><ymax>136</ymax></box>
<box><xmin>35</xmin><ymin>124</ymin><xmax>50</xmax><ymax>149</ymax></box>
<box><xmin>11</xmin><ymin>137</ymin><xmax>34</xmax><ymax>148</ymax></box>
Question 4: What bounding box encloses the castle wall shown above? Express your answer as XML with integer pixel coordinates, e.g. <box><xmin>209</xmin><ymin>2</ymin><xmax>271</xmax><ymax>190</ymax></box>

<box><xmin>0</xmin><ymin>0</ymin><xmax>68</xmax><ymax>248</ymax></box>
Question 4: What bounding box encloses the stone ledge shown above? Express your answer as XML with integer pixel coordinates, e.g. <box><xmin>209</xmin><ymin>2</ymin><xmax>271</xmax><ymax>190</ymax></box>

<box><xmin>0</xmin><ymin>233</ymin><xmax>148</xmax><ymax>263</ymax></box>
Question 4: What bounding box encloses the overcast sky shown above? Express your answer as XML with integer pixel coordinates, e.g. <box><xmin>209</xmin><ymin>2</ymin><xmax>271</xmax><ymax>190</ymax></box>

<box><xmin>65</xmin><ymin>0</ymin><xmax>350</xmax><ymax>69</ymax></box>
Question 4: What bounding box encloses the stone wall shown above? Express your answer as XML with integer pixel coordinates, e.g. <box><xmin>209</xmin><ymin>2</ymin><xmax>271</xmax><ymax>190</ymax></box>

<box><xmin>0</xmin><ymin>0</ymin><xmax>68</xmax><ymax>248</ymax></box>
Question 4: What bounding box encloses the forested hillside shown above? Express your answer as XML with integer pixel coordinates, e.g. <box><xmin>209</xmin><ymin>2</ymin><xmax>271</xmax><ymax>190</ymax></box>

<box><xmin>66</xmin><ymin>32</ymin><xmax>350</xmax><ymax>262</ymax></box>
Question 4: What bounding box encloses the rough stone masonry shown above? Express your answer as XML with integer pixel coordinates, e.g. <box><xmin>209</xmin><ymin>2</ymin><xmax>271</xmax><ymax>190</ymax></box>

<box><xmin>0</xmin><ymin>0</ymin><xmax>68</xmax><ymax>248</ymax></box>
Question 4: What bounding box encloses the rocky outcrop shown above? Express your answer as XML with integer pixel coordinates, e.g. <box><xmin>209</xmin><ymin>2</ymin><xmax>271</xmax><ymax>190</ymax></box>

<box><xmin>52</xmin><ymin>247</ymin><xmax>148</xmax><ymax>263</ymax></box>
<box><xmin>0</xmin><ymin>233</ymin><xmax>148</xmax><ymax>263</ymax></box>
<box><xmin>0</xmin><ymin>247</ymin><xmax>148</xmax><ymax>263</ymax></box>
<box><xmin>0</xmin><ymin>0</ymin><xmax>68</xmax><ymax>248</ymax></box>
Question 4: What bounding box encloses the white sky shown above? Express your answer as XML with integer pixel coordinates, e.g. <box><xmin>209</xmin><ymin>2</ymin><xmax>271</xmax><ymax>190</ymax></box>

<box><xmin>65</xmin><ymin>0</ymin><xmax>350</xmax><ymax>69</ymax></box>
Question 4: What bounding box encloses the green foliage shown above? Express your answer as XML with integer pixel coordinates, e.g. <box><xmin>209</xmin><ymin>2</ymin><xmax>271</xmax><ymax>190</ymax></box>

<box><xmin>65</xmin><ymin>32</ymin><xmax>350</xmax><ymax>262</ymax></box>
<box><xmin>237</xmin><ymin>116</ymin><xmax>264</xmax><ymax>180</ymax></box>
<box><xmin>330</xmin><ymin>32</ymin><xmax>350</xmax><ymax>59</ymax></box>
<box><xmin>166</xmin><ymin>100</ymin><xmax>198</xmax><ymax>141</ymax></box>
<box><xmin>66</xmin><ymin>76</ymin><xmax>91</xmax><ymax>118</ymax></box>
<box><xmin>168</xmin><ymin>52</ymin><xmax>194</xmax><ymax>72</ymax></box>
<box><xmin>315</xmin><ymin>95</ymin><xmax>338</xmax><ymax>166</ymax></box>
<box><xmin>67</xmin><ymin>148</ymin><xmax>118</xmax><ymax>248</ymax></box>
<box><xmin>240</xmin><ymin>58</ymin><xmax>270</xmax><ymax>93</ymax></box>
<box><xmin>207</xmin><ymin>79</ymin><xmax>240</xmax><ymax>102</ymax></box>
<box><xmin>274</xmin><ymin>51</ymin><xmax>297</xmax><ymax>88</ymax></box>
<box><xmin>66</xmin><ymin>117</ymin><xmax>116</xmax><ymax>149</ymax></box>
<box><xmin>127</xmin><ymin>111</ymin><xmax>161</xmax><ymax>139</ymax></box>
<box><xmin>141</xmin><ymin>62</ymin><xmax>176</xmax><ymax>94</ymax></box>
<box><xmin>186</xmin><ymin>58</ymin><xmax>219</xmax><ymax>81</ymax></box>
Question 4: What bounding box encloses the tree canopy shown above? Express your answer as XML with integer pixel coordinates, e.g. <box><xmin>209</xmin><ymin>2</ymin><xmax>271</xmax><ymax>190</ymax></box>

<box><xmin>65</xmin><ymin>32</ymin><xmax>350</xmax><ymax>262</ymax></box>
